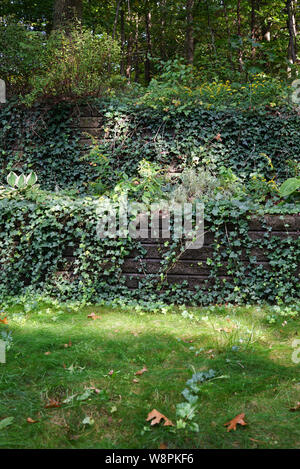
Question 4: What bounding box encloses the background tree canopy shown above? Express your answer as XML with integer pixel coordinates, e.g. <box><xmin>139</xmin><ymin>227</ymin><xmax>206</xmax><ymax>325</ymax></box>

<box><xmin>0</xmin><ymin>0</ymin><xmax>298</xmax><ymax>98</ymax></box>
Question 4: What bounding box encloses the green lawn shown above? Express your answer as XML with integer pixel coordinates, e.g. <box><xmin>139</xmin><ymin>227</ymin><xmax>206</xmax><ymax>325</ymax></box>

<box><xmin>0</xmin><ymin>302</ymin><xmax>300</xmax><ymax>449</ymax></box>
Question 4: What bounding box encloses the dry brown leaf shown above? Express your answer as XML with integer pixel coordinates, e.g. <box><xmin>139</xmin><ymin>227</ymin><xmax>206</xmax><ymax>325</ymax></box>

<box><xmin>215</xmin><ymin>133</ymin><xmax>222</xmax><ymax>142</ymax></box>
<box><xmin>133</xmin><ymin>378</ymin><xmax>139</xmax><ymax>384</ymax></box>
<box><xmin>216</xmin><ymin>326</ymin><xmax>237</xmax><ymax>333</ymax></box>
<box><xmin>87</xmin><ymin>313</ymin><xmax>101</xmax><ymax>320</ymax></box>
<box><xmin>146</xmin><ymin>409</ymin><xmax>174</xmax><ymax>427</ymax></box>
<box><xmin>159</xmin><ymin>443</ymin><xmax>168</xmax><ymax>449</ymax></box>
<box><xmin>224</xmin><ymin>413</ymin><xmax>247</xmax><ymax>432</ymax></box>
<box><xmin>27</xmin><ymin>417</ymin><xmax>38</xmax><ymax>424</ymax></box>
<box><xmin>45</xmin><ymin>399</ymin><xmax>61</xmax><ymax>409</ymax></box>
<box><xmin>135</xmin><ymin>366</ymin><xmax>148</xmax><ymax>376</ymax></box>
<box><xmin>0</xmin><ymin>317</ymin><xmax>8</xmax><ymax>324</ymax></box>
<box><xmin>290</xmin><ymin>402</ymin><xmax>300</xmax><ymax>412</ymax></box>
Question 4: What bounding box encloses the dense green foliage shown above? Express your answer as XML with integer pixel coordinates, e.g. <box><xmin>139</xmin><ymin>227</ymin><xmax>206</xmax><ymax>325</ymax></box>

<box><xmin>0</xmin><ymin>0</ymin><xmax>299</xmax><ymax>92</ymax></box>
<box><xmin>1</xmin><ymin>100</ymin><xmax>299</xmax><ymax>192</ymax></box>
<box><xmin>0</xmin><ymin>185</ymin><xmax>298</xmax><ymax>304</ymax></box>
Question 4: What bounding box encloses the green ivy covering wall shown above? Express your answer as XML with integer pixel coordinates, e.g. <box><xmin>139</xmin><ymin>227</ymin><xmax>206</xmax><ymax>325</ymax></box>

<box><xmin>1</xmin><ymin>100</ymin><xmax>300</xmax><ymax>190</ymax></box>
<box><xmin>0</xmin><ymin>194</ymin><xmax>298</xmax><ymax>305</ymax></box>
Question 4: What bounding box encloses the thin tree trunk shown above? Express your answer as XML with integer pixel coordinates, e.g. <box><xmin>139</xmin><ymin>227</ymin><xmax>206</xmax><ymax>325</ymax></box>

<box><xmin>126</xmin><ymin>0</ymin><xmax>133</xmax><ymax>81</ymax></box>
<box><xmin>205</xmin><ymin>0</ymin><xmax>217</xmax><ymax>59</ymax></box>
<box><xmin>186</xmin><ymin>0</ymin><xmax>195</xmax><ymax>64</ymax></box>
<box><xmin>134</xmin><ymin>14</ymin><xmax>139</xmax><ymax>82</ymax></box>
<box><xmin>287</xmin><ymin>0</ymin><xmax>298</xmax><ymax>76</ymax></box>
<box><xmin>251</xmin><ymin>0</ymin><xmax>257</xmax><ymax>58</ymax></box>
<box><xmin>160</xmin><ymin>0</ymin><xmax>167</xmax><ymax>60</ymax></box>
<box><xmin>237</xmin><ymin>0</ymin><xmax>244</xmax><ymax>72</ymax></box>
<box><xmin>223</xmin><ymin>0</ymin><xmax>233</xmax><ymax>65</ymax></box>
<box><xmin>120</xmin><ymin>5</ymin><xmax>125</xmax><ymax>75</ymax></box>
<box><xmin>113</xmin><ymin>0</ymin><xmax>122</xmax><ymax>40</ymax></box>
<box><xmin>145</xmin><ymin>3</ymin><xmax>152</xmax><ymax>84</ymax></box>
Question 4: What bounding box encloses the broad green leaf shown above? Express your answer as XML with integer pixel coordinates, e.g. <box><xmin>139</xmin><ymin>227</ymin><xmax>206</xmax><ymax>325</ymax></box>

<box><xmin>279</xmin><ymin>177</ymin><xmax>300</xmax><ymax>197</ymax></box>
<box><xmin>0</xmin><ymin>417</ymin><xmax>14</xmax><ymax>430</ymax></box>
<box><xmin>7</xmin><ymin>172</ymin><xmax>17</xmax><ymax>187</ymax></box>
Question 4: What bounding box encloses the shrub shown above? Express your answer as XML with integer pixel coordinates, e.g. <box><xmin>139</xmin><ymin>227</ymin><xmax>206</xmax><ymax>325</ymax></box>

<box><xmin>23</xmin><ymin>28</ymin><xmax>121</xmax><ymax>105</ymax></box>
<box><xmin>0</xmin><ymin>23</ymin><xmax>44</xmax><ymax>94</ymax></box>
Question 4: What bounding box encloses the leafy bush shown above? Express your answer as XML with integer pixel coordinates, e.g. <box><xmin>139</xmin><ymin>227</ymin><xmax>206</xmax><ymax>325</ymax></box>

<box><xmin>169</xmin><ymin>167</ymin><xmax>244</xmax><ymax>203</ymax></box>
<box><xmin>23</xmin><ymin>28</ymin><xmax>121</xmax><ymax>105</ymax></box>
<box><xmin>0</xmin><ymin>23</ymin><xmax>44</xmax><ymax>94</ymax></box>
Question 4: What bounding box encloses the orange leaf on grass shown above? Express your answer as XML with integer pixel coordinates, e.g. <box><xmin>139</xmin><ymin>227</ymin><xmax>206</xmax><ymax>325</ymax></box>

<box><xmin>27</xmin><ymin>417</ymin><xmax>38</xmax><ymax>424</ymax></box>
<box><xmin>87</xmin><ymin>313</ymin><xmax>101</xmax><ymax>320</ymax></box>
<box><xmin>146</xmin><ymin>409</ymin><xmax>174</xmax><ymax>427</ymax></box>
<box><xmin>45</xmin><ymin>399</ymin><xmax>61</xmax><ymax>409</ymax></box>
<box><xmin>135</xmin><ymin>366</ymin><xmax>148</xmax><ymax>376</ymax></box>
<box><xmin>0</xmin><ymin>317</ymin><xmax>8</xmax><ymax>324</ymax></box>
<box><xmin>224</xmin><ymin>413</ymin><xmax>247</xmax><ymax>432</ymax></box>
<box><xmin>159</xmin><ymin>443</ymin><xmax>168</xmax><ymax>449</ymax></box>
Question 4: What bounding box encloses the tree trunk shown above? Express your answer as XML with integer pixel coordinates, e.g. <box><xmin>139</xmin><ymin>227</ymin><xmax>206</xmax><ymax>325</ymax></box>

<box><xmin>134</xmin><ymin>14</ymin><xmax>139</xmax><ymax>82</ymax></box>
<box><xmin>145</xmin><ymin>2</ymin><xmax>152</xmax><ymax>84</ymax></box>
<box><xmin>53</xmin><ymin>0</ymin><xmax>82</xmax><ymax>30</ymax></box>
<box><xmin>120</xmin><ymin>5</ymin><xmax>125</xmax><ymax>75</ymax></box>
<box><xmin>237</xmin><ymin>0</ymin><xmax>244</xmax><ymax>72</ymax></box>
<box><xmin>223</xmin><ymin>0</ymin><xmax>233</xmax><ymax>65</ymax></box>
<box><xmin>287</xmin><ymin>0</ymin><xmax>298</xmax><ymax>76</ymax></box>
<box><xmin>251</xmin><ymin>0</ymin><xmax>257</xmax><ymax>58</ymax></box>
<box><xmin>113</xmin><ymin>0</ymin><xmax>122</xmax><ymax>40</ymax></box>
<box><xmin>186</xmin><ymin>0</ymin><xmax>195</xmax><ymax>64</ymax></box>
<box><xmin>205</xmin><ymin>0</ymin><xmax>217</xmax><ymax>59</ymax></box>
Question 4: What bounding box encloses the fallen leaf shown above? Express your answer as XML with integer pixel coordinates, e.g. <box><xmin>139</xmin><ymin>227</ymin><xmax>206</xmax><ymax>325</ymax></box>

<box><xmin>290</xmin><ymin>402</ymin><xmax>300</xmax><ymax>412</ymax></box>
<box><xmin>45</xmin><ymin>399</ymin><xmax>61</xmax><ymax>409</ymax></box>
<box><xmin>44</xmin><ymin>352</ymin><xmax>51</xmax><ymax>356</ymax></box>
<box><xmin>133</xmin><ymin>378</ymin><xmax>139</xmax><ymax>383</ymax></box>
<box><xmin>224</xmin><ymin>413</ymin><xmax>247</xmax><ymax>432</ymax></box>
<box><xmin>146</xmin><ymin>409</ymin><xmax>174</xmax><ymax>427</ymax></box>
<box><xmin>159</xmin><ymin>443</ymin><xmax>168</xmax><ymax>449</ymax></box>
<box><xmin>135</xmin><ymin>366</ymin><xmax>148</xmax><ymax>376</ymax></box>
<box><xmin>64</xmin><ymin>341</ymin><xmax>72</xmax><ymax>348</ymax></box>
<box><xmin>27</xmin><ymin>417</ymin><xmax>38</xmax><ymax>424</ymax></box>
<box><xmin>87</xmin><ymin>313</ymin><xmax>101</xmax><ymax>320</ymax></box>
<box><xmin>215</xmin><ymin>133</ymin><xmax>222</xmax><ymax>142</ymax></box>
<box><xmin>0</xmin><ymin>317</ymin><xmax>8</xmax><ymax>324</ymax></box>
<box><xmin>216</xmin><ymin>326</ymin><xmax>237</xmax><ymax>333</ymax></box>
